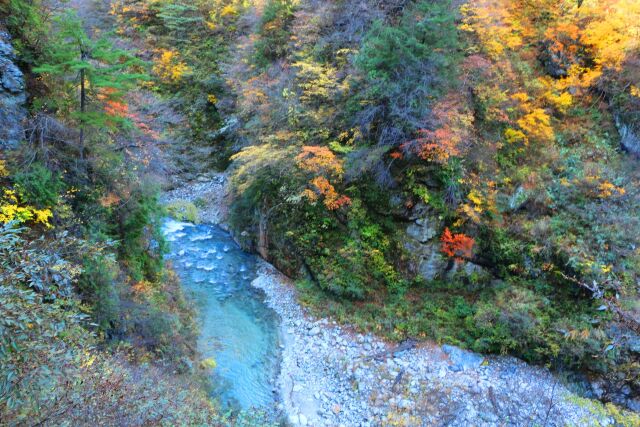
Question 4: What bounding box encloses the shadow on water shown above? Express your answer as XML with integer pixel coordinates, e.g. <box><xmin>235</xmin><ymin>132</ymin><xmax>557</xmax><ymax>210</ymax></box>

<box><xmin>162</xmin><ymin>219</ymin><xmax>281</xmax><ymax>413</ymax></box>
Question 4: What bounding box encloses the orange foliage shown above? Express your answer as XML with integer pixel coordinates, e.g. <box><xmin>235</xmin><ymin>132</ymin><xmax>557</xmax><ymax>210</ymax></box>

<box><xmin>99</xmin><ymin>88</ymin><xmax>160</xmax><ymax>139</ymax></box>
<box><xmin>297</xmin><ymin>146</ymin><xmax>350</xmax><ymax>211</ymax></box>
<box><xmin>306</xmin><ymin>176</ymin><xmax>351</xmax><ymax>210</ymax></box>
<box><xmin>440</xmin><ymin>227</ymin><xmax>475</xmax><ymax>262</ymax></box>
<box><xmin>104</xmin><ymin>99</ymin><xmax>130</xmax><ymax>118</ymax></box>
<box><xmin>296</xmin><ymin>146</ymin><xmax>344</xmax><ymax>177</ymax></box>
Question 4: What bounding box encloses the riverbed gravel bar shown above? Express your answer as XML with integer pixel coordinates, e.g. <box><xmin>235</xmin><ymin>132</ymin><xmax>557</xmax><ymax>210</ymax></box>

<box><xmin>251</xmin><ymin>262</ymin><xmax>612</xmax><ymax>426</ymax></box>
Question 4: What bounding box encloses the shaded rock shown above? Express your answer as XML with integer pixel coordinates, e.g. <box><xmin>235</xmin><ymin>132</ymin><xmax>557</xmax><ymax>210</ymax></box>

<box><xmin>408</xmin><ymin>202</ymin><xmax>431</xmax><ymax>221</ymax></box>
<box><xmin>410</xmin><ymin>241</ymin><xmax>447</xmax><ymax>281</ymax></box>
<box><xmin>0</xmin><ymin>32</ymin><xmax>26</xmax><ymax>148</ymax></box>
<box><xmin>403</xmin><ymin>209</ymin><xmax>447</xmax><ymax>281</ymax></box>
<box><xmin>406</xmin><ymin>220</ymin><xmax>437</xmax><ymax>243</ymax></box>
<box><xmin>616</xmin><ymin>114</ymin><xmax>640</xmax><ymax>157</ymax></box>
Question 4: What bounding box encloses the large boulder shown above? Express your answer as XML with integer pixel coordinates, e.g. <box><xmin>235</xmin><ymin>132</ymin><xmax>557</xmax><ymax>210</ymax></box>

<box><xmin>0</xmin><ymin>31</ymin><xmax>26</xmax><ymax>148</ymax></box>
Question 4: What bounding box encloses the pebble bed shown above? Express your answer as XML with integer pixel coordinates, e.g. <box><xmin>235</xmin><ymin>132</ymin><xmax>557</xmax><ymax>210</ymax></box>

<box><xmin>253</xmin><ymin>263</ymin><xmax>611</xmax><ymax>427</ymax></box>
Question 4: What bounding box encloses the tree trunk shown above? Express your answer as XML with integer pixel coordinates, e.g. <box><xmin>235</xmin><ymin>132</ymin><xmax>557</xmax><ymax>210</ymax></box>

<box><xmin>79</xmin><ymin>52</ymin><xmax>87</xmax><ymax>161</ymax></box>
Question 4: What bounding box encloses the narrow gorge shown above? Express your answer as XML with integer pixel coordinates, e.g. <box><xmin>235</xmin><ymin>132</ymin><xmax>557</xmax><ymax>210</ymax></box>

<box><xmin>1</xmin><ymin>0</ymin><xmax>640</xmax><ymax>426</ymax></box>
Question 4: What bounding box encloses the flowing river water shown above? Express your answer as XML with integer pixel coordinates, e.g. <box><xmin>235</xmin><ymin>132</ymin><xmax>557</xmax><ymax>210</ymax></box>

<box><xmin>162</xmin><ymin>219</ymin><xmax>281</xmax><ymax>411</ymax></box>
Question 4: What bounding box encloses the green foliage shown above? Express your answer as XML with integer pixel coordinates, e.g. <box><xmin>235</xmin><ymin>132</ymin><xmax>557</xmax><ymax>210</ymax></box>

<box><xmin>166</xmin><ymin>200</ymin><xmax>200</xmax><ymax>223</ymax></box>
<box><xmin>0</xmin><ymin>0</ymin><xmax>46</xmax><ymax>66</ymax></box>
<box><xmin>156</xmin><ymin>2</ymin><xmax>204</xmax><ymax>36</ymax></box>
<box><xmin>33</xmin><ymin>10</ymin><xmax>147</xmax><ymax>129</ymax></box>
<box><xmin>568</xmin><ymin>395</ymin><xmax>640</xmax><ymax>427</ymax></box>
<box><xmin>113</xmin><ymin>0</ymin><xmax>233</xmax><ymax>170</ymax></box>
<box><xmin>352</xmin><ymin>0</ymin><xmax>460</xmax><ymax>147</ymax></box>
<box><xmin>13</xmin><ymin>163</ymin><xmax>63</xmax><ymax>209</ymax></box>
<box><xmin>253</xmin><ymin>0</ymin><xmax>296</xmax><ymax>68</ymax></box>
<box><xmin>112</xmin><ymin>184</ymin><xmax>166</xmax><ymax>283</ymax></box>
<box><xmin>77</xmin><ymin>254</ymin><xmax>120</xmax><ymax>331</ymax></box>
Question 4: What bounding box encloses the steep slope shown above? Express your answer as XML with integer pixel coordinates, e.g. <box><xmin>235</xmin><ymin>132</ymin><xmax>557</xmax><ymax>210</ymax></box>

<box><xmin>104</xmin><ymin>0</ymin><xmax>640</xmax><ymax>419</ymax></box>
<box><xmin>214</xmin><ymin>0</ymin><xmax>640</xmax><ymax>411</ymax></box>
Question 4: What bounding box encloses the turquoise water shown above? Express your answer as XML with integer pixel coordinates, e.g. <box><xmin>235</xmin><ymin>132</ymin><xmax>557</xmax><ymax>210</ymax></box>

<box><xmin>162</xmin><ymin>219</ymin><xmax>280</xmax><ymax>411</ymax></box>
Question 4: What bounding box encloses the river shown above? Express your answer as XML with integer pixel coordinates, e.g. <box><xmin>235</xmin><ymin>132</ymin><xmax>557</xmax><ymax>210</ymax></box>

<box><xmin>162</xmin><ymin>219</ymin><xmax>281</xmax><ymax>412</ymax></box>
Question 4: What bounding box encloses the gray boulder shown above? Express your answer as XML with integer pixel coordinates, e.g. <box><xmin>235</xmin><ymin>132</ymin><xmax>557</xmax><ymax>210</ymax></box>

<box><xmin>442</xmin><ymin>344</ymin><xmax>484</xmax><ymax>371</ymax></box>
<box><xmin>403</xmin><ymin>205</ymin><xmax>447</xmax><ymax>281</ymax></box>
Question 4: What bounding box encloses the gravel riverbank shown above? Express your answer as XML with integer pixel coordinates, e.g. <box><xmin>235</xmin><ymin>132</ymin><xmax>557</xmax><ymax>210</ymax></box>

<box><xmin>252</xmin><ymin>263</ymin><xmax>612</xmax><ymax>427</ymax></box>
<box><xmin>163</xmin><ymin>177</ymin><xmax>617</xmax><ymax>426</ymax></box>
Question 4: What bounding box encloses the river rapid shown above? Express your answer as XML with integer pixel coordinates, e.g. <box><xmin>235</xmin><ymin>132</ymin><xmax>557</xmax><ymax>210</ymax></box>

<box><xmin>162</xmin><ymin>219</ymin><xmax>281</xmax><ymax>412</ymax></box>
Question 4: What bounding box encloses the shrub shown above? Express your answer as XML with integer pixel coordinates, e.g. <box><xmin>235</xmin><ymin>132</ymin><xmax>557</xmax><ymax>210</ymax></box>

<box><xmin>0</xmin><ymin>285</ymin><xmax>225</xmax><ymax>426</ymax></box>
<box><xmin>253</xmin><ymin>0</ymin><xmax>296</xmax><ymax>68</ymax></box>
<box><xmin>13</xmin><ymin>163</ymin><xmax>63</xmax><ymax>208</ymax></box>
<box><xmin>77</xmin><ymin>254</ymin><xmax>121</xmax><ymax>332</ymax></box>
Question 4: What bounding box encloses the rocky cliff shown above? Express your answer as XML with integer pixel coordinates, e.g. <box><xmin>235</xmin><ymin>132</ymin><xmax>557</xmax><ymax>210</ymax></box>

<box><xmin>0</xmin><ymin>31</ymin><xmax>26</xmax><ymax>148</ymax></box>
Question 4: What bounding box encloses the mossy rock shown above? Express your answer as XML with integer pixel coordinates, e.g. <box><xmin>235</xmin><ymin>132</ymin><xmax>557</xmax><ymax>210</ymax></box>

<box><xmin>166</xmin><ymin>200</ymin><xmax>200</xmax><ymax>223</ymax></box>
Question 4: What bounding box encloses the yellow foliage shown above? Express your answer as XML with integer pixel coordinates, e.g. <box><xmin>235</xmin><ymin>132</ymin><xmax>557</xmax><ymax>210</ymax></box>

<box><xmin>0</xmin><ymin>160</ymin><xmax>8</xmax><ymax>177</ymax></box>
<box><xmin>153</xmin><ymin>50</ymin><xmax>191</xmax><ymax>83</ymax></box>
<box><xmin>220</xmin><ymin>4</ymin><xmax>238</xmax><ymax>17</ymax></box>
<box><xmin>505</xmin><ymin>128</ymin><xmax>528</xmax><ymax>145</ymax></box>
<box><xmin>201</xmin><ymin>358</ymin><xmax>217</xmax><ymax>369</ymax></box>
<box><xmin>598</xmin><ymin>181</ymin><xmax>625</xmax><ymax>198</ymax></box>
<box><xmin>511</xmin><ymin>92</ymin><xmax>529</xmax><ymax>103</ymax></box>
<box><xmin>292</xmin><ymin>59</ymin><xmax>344</xmax><ymax>105</ymax></box>
<box><xmin>517</xmin><ymin>108</ymin><xmax>554</xmax><ymax>144</ymax></box>
<box><xmin>579</xmin><ymin>0</ymin><xmax>640</xmax><ymax>70</ymax></box>
<box><xmin>0</xmin><ymin>190</ymin><xmax>52</xmax><ymax>227</ymax></box>
<box><xmin>545</xmin><ymin>91</ymin><xmax>573</xmax><ymax>113</ymax></box>
<box><xmin>467</xmin><ymin>190</ymin><xmax>484</xmax><ymax>212</ymax></box>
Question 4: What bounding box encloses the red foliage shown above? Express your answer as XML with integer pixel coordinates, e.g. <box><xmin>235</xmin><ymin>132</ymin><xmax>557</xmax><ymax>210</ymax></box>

<box><xmin>389</xmin><ymin>150</ymin><xmax>403</xmax><ymax>160</ymax></box>
<box><xmin>440</xmin><ymin>227</ymin><xmax>475</xmax><ymax>262</ymax></box>
<box><xmin>402</xmin><ymin>93</ymin><xmax>473</xmax><ymax>164</ymax></box>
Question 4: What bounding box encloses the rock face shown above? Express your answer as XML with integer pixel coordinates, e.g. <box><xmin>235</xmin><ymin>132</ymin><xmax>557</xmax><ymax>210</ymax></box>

<box><xmin>616</xmin><ymin>114</ymin><xmax>640</xmax><ymax>157</ymax></box>
<box><xmin>0</xmin><ymin>31</ymin><xmax>26</xmax><ymax>148</ymax></box>
<box><xmin>403</xmin><ymin>203</ymin><xmax>447</xmax><ymax>281</ymax></box>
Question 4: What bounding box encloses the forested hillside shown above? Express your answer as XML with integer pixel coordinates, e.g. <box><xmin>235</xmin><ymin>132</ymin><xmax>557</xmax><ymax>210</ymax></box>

<box><xmin>2</xmin><ymin>0</ymin><xmax>640</xmax><ymax>424</ymax></box>
<box><xmin>114</xmin><ymin>0</ymin><xmax>640</xmax><ymax>406</ymax></box>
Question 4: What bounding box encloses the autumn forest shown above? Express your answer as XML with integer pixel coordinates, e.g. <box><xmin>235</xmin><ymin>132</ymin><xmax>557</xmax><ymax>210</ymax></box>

<box><xmin>1</xmin><ymin>0</ymin><xmax>640</xmax><ymax>425</ymax></box>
